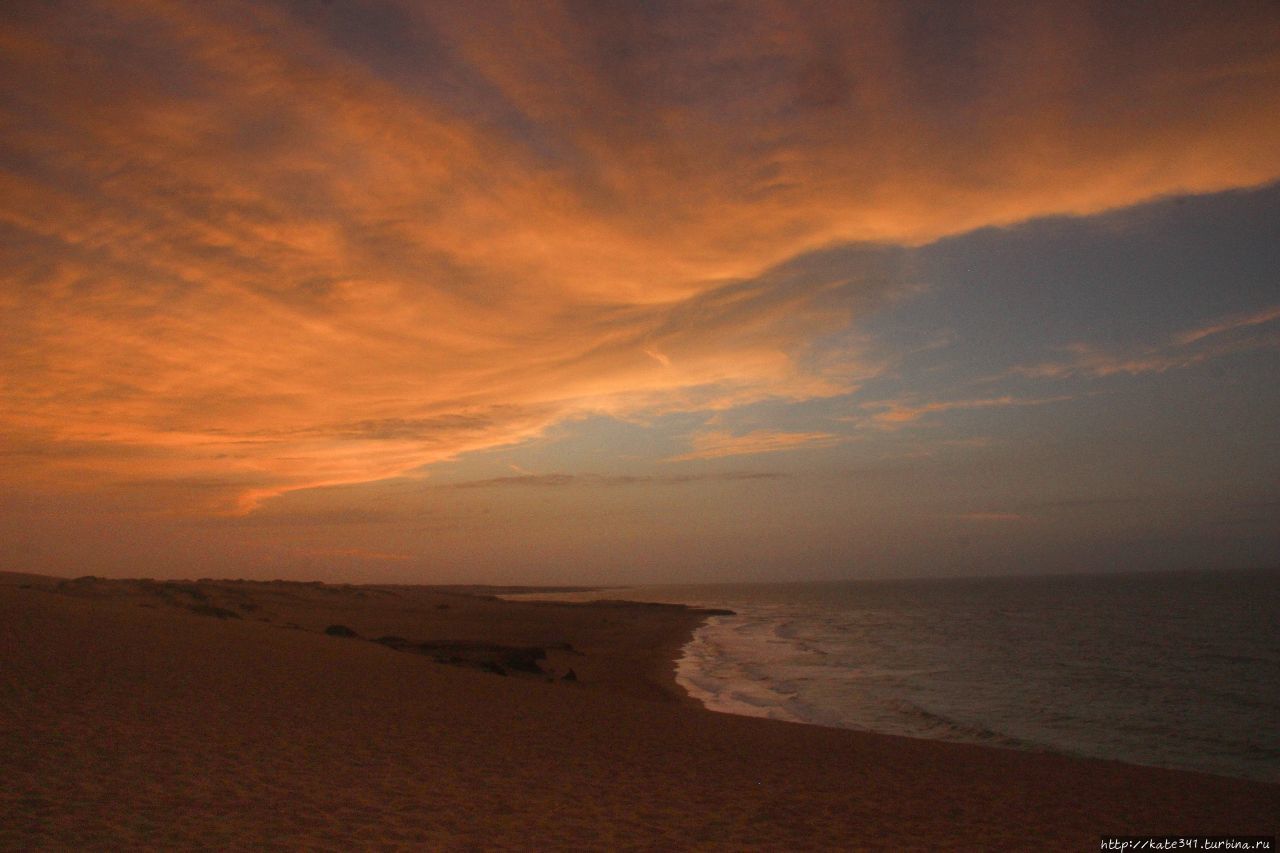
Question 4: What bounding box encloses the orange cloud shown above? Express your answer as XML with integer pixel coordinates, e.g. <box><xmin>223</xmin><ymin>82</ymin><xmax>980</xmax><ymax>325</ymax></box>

<box><xmin>2</xmin><ymin>1</ymin><xmax>1278</xmax><ymax>513</ymax></box>
<box><xmin>868</xmin><ymin>395</ymin><xmax>1073</xmax><ymax>427</ymax></box>
<box><xmin>670</xmin><ymin>430</ymin><xmax>842</xmax><ymax>462</ymax></box>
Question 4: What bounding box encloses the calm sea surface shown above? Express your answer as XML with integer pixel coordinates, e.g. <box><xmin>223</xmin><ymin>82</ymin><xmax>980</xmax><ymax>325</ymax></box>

<box><xmin>527</xmin><ymin>569</ymin><xmax>1280</xmax><ymax>782</ymax></box>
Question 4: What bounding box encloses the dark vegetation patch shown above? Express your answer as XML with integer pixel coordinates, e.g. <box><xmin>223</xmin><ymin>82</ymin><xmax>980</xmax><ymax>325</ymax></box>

<box><xmin>171</xmin><ymin>583</ymin><xmax>208</xmax><ymax>602</ymax></box>
<box><xmin>370</xmin><ymin>635</ymin><xmax>557</xmax><ymax>676</ymax></box>
<box><xmin>406</xmin><ymin>641</ymin><xmax>548</xmax><ymax>675</ymax></box>
<box><xmin>190</xmin><ymin>604</ymin><xmax>240</xmax><ymax>619</ymax></box>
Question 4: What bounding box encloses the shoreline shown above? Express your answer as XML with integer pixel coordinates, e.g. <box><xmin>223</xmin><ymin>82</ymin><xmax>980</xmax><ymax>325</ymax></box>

<box><xmin>518</xmin><ymin>577</ymin><xmax>1280</xmax><ymax>785</ymax></box>
<box><xmin>3</xmin><ymin>572</ymin><xmax>1276</xmax><ymax>849</ymax></box>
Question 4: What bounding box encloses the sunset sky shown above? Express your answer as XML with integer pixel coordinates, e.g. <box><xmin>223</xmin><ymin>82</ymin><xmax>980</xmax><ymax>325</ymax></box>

<box><xmin>2</xmin><ymin>0</ymin><xmax>1278</xmax><ymax>584</ymax></box>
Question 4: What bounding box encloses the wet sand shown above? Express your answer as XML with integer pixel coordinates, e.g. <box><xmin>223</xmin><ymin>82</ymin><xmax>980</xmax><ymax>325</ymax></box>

<box><xmin>1</xmin><ymin>572</ymin><xmax>1275</xmax><ymax>850</ymax></box>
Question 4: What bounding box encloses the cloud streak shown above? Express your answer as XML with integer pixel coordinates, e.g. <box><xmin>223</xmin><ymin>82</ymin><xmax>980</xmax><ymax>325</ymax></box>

<box><xmin>449</xmin><ymin>471</ymin><xmax>786</xmax><ymax>489</ymax></box>
<box><xmin>1174</xmin><ymin>305</ymin><xmax>1280</xmax><ymax>346</ymax></box>
<box><xmin>951</xmin><ymin>513</ymin><xmax>1024</xmax><ymax>523</ymax></box>
<box><xmin>2</xmin><ymin>1</ymin><xmax>1279</xmax><ymax>513</ymax></box>
<box><xmin>1017</xmin><ymin>305</ymin><xmax>1280</xmax><ymax>380</ymax></box>
<box><xmin>670</xmin><ymin>430</ymin><xmax>842</xmax><ymax>462</ymax></box>
<box><xmin>866</xmin><ymin>395</ymin><xmax>1074</xmax><ymax>427</ymax></box>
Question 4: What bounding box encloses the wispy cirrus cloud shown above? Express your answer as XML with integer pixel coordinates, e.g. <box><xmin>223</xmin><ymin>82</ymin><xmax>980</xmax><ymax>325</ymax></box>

<box><xmin>1017</xmin><ymin>305</ymin><xmax>1280</xmax><ymax>380</ymax></box>
<box><xmin>450</xmin><ymin>471</ymin><xmax>785</xmax><ymax>489</ymax></box>
<box><xmin>2</xmin><ymin>1</ymin><xmax>1278</xmax><ymax>514</ymax></box>
<box><xmin>1174</xmin><ymin>305</ymin><xmax>1280</xmax><ymax>346</ymax></box>
<box><xmin>670</xmin><ymin>430</ymin><xmax>842</xmax><ymax>462</ymax></box>
<box><xmin>865</xmin><ymin>395</ymin><xmax>1074</xmax><ymax>427</ymax></box>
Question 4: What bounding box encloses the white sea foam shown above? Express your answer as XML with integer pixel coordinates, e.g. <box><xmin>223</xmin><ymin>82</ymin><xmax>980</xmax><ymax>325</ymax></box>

<box><xmin>675</xmin><ymin>615</ymin><xmax>810</xmax><ymax>723</ymax></box>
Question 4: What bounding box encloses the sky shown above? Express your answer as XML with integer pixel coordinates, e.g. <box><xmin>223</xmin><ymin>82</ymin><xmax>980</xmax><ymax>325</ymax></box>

<box><xmin>1</xmin><ymin>0</ymin><xmax>1278</xmax><ymax>584</ymax></box>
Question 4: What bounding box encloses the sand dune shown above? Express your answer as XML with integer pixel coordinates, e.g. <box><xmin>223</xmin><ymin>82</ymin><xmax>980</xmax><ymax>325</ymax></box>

<box><xmin>2</xmin><ymin>573</ymin><xmax>1275</xmax><ymax>850</ymax></box>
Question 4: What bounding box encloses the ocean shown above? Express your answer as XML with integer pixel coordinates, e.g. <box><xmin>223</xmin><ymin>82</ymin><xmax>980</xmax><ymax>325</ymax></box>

<box><xmin>526</xmin><ymin>568</ymin><xmax>1280</xmax><ymax>782</ymax></box>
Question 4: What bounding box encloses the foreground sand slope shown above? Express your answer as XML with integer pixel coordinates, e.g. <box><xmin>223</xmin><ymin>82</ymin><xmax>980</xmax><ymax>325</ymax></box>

<box><xmin>1</xmin><ymin>577</ymin><xmax>1275</xmax><ymax>851</ymax></box>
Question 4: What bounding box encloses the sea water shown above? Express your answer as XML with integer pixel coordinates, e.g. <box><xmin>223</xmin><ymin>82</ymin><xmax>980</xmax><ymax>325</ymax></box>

<box><xmin>562</xmin><ymin>569</ymin><xmax>1280</xmax><ymax>782</ymax></box>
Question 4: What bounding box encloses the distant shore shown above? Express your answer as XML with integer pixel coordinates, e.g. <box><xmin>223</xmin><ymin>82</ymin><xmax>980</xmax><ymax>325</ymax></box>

<box><xmin>2</xmin><ymin>572</ymin><xmax>1275</xmax><ymax>850</ymax></box>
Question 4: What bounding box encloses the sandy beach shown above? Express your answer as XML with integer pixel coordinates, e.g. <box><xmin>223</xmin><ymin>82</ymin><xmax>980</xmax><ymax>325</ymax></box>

<box><xmin>2</xmin><ymin>572</ymin><xmax>1275</xmax><ymax>851</ymax></box>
